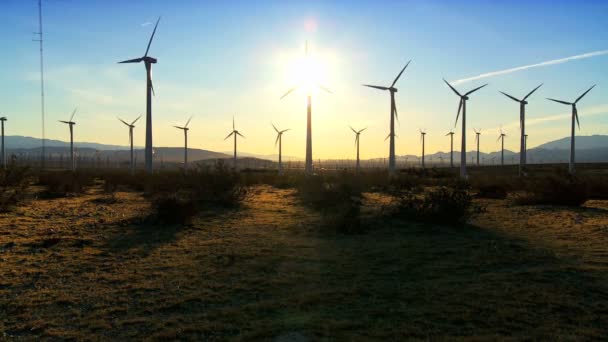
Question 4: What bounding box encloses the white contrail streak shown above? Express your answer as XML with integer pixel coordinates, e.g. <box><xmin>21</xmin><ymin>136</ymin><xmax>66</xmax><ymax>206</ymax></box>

<box><xmin>452</xmin><ymin>50</ymin><xmax>608</xmax><ymax>85</ymax></box>
<box><xmin>500</xmin><ymin>104</ymin><xmax>608</xmax><ymax>131</ymax></box>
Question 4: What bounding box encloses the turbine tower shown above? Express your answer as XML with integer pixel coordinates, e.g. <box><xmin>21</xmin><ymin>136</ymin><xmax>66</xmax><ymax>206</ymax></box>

<box><xmin>445</xmin><ymin>130</ymin><xmax>455</xmax><ymax>168</ymax></box>
<box><xmin>174</xmin><ymin>116</ymin><xmax>192</xmax><ymax>171</ymax></box>
<box><xmin>443</xmin><ymin>79</ymin><xmax>487</xmax><ymax>178</ymax></box>
<box><xmin>474</xmin><ymin>128</ymin><xmax>481</xmax><ymax>166</ymax></box>
<box><xmin>280</xmin><ymin>41</ymin><xmax>332</xmax><ymax>175</ymax></box>
<box><xmin>499</xmin><ymin>84</ymin><xmax>542</xmax><ymax>176</ymax></box>
<box><xmin>119</xmin><ymin>17</ymin><xmax>161</xmax><ymax>174</ymax></box>
<box><xmin>524</xmin><ymin>134</ymin><xmax>529</xmax><ymax>164</ymax></box>
<box><xmin>419</xmin><ymin>129</ymin><xmax>427</xmax><ymax>169</ymax></box>
<box><xmin>118</xmin><ymin>115</ymin><xmax>141</xmax><ymax>175</ymax></box>
<box><xmin>350</xmin><ymin>126</ymin><xmax>367</xmax><ymax>173</ymax></box>
<box><xmin>272</xmin><ymin>123</ymin><xmax>290</xmax><ymax>175</ymax></box>
<box><xmin>547</xmin><ymin>85</ymin><xmax>595</xmax><ymax>174</ymax></box>
<box><xmin>497</xmin><ymin>127</ymin><xmax>506</xmax><ymax>166</ymax></box>
<box><xmin>363</xmin><ymin>60</ymin><xmax>411</xmax><ymax>176</ymax></box>
<box><xmin>224</xmin><ymin>117</ymin><xmax>245</xmax><ymax>169</ymax></box>
<box><xmin>0</xmin><ymin>116</ymin><xmax>6</xmax><ymax>168</ymax></box>
<box><xmin>59</xmin><ymin>108</ymin><xmax>77</xmax><ymax>171</ymax></box>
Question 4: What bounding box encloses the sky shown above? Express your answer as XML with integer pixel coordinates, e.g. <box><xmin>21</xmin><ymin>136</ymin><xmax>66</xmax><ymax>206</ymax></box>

<box><xmin>0</xmin><ymin>0</ymin><xmax>607</xmax><ymax>159</ymax></box>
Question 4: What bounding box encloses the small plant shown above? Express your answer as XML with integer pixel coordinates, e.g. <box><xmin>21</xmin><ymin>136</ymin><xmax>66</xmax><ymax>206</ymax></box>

<box><xmin>477</xmin><ymin>184</ymin><xmax>508</xmax><ymax>199</ymax></box>
<box><xmin>0</xmin><ymin>161</ymin><xmax>32</xmax><ymax>212</ymax></box>
<box><xmin>392</xmin><ymin>186</ymin><xmax>473</xmax><ymax>224</ymax></box>
<box><xmin>514</xmin><ymin>175</ymin><xmax>589</xmax><ymax>206</ymax></box>
<box><xmin>37</xmin><ymin>171</ymin><xmax>95</xmax><ymax>197</ymax></box>
<box><xmin>152</xmin><ymin>193</ymin><xmax>197</xmax><ymax>225</ymax></box>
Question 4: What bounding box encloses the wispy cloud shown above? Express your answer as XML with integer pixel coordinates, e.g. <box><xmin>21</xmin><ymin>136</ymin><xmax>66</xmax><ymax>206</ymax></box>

<box><xmin>452</xmin><ymin>50</ymin><xmax>608</xmax><ymax>85</ymax></box>
<box><xmin>500</xmin><ymin>104</ymin><xmax>608</xmax><ymax>131</ymax></box>
<box><xmin>141</xmin><ymin>22</ymin><xmax>152</xmax><ymax>27</ymax></box>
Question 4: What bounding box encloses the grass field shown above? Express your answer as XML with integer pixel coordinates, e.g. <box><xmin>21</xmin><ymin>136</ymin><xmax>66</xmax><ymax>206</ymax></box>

<box><xmin>1</xmin><ymin>168</ymin><xmax>608</xmax><ymax>340</ymax></box>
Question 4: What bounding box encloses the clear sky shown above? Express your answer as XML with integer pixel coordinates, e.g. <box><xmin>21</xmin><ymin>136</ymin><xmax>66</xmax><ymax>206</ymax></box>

<box><xmin>0</xmin><ymin>0</ymin><xmax>607</xmax><ymax>159</ymax></box>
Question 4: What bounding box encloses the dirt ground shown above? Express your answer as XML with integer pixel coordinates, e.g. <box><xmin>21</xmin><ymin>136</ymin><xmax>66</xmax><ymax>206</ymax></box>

<box><xmin>1</xmin><ymin>185</ymin><xmax>607</xmax><ymax>340</ymax></box>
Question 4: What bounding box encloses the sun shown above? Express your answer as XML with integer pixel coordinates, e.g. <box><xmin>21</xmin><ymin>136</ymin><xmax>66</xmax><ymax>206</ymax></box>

<box><xmin>284</xmin><ymin>48</ymin><xmax>328</xmax><ymax>96</ymax></box>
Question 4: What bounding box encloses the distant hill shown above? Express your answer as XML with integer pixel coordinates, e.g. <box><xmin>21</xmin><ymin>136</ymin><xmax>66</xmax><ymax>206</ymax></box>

<box><xmin>5</xmin><ymin>135</ymin><xmax>132</xmax><ymax>151</ymax></box>
<box><xmin>536</xmin><ymin>135</ymin><xmax>608</xmax><ymax>150</ymax></box>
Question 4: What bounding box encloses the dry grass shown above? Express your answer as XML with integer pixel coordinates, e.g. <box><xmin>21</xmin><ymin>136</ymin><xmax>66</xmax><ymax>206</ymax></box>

<box><xmin>1</xmin><ymin>182</ymin><xmax>608</xmax><ymax>340</ymax></box>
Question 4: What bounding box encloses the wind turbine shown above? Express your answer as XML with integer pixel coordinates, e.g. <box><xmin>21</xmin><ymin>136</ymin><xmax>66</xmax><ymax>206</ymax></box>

<box><xmin>280</xmin><ymin>41</ymin><xmax>332</xmax><ymax>175</ymax></box>
<box><xmin>119</xmin><ymin>16</ymin><xmax>161</xmax><ymax>174</ymax></box>
<box><xmin>445</xmin><ymin>130</ymin><xmax>455</xmax><ymax>168</ymax></box>
<box><xmin>0</xmin><ymin>116</ymin><xmax>6</xmax><ymax>168</ymax></box>
<box><xmin>547</xmin><ymin>85</ymin><xmax>596</xmax><ymax>174</ymax></box>
<box><xmin>474</xmin><ymin>128</ymin><xmax>481</xmax><ymax>166</ymax></box>
<box><xmin>497</xmin><ymin>127</ymin><xmax>507</xmax><ymax>166</ymax></box>
<box><xmin>174</xmin><ymin>116</ymin><xmax>192</xmax><ymax>171</ymax></box>
<box><xmin>419</xmin><ymin>129</ymin><xmax>427</xmax><ymax>169</ymax></box>
<box><xmin>59</xmin><ymin>108</ymin><xmax>77</xmax><ymax>171</ymax></box>
<box><xmin>224</xmin><ymin>117</ymin><xmax>245</xmax><ymax>169</ymax></box>
<box><xmin>524</xmin><ymin>134</ymin><xmax>529</xmax><ymax>164</ymax></box>
<box><xmin>443</xmin><ymin>79</ymin><xmax>487</xmax><ymax>178</ymax></box>
<box><xmin>273</xmin><ymin>123</ymin><xmax>290</xmax><ymax>175</ymax></box>
<box><xmin>499</xmin><ymin>84</ymin><xmax>542</xmax><ymax>176</ymax></box>
<box><xmin>349</xmin><ymin>126</ymin><xmax>367</xmax><ymax>173</ymax></box>
<box><xmin>363</xmin><ymin>60</ymin><xmax>411</xmax><ymax>176</ymax></box>
<box><xmin>118</xmin><ymin>115</ymin><xmax>141</xmax><ymax>175</ymax></box>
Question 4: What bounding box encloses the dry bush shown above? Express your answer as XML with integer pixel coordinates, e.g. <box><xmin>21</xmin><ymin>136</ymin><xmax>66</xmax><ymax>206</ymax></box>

<box><xmin>0</xmin><ymin>162</ymin><xmax>32</xmax><ymax>212</ymax></box>
<box><xmin>391</xmin><ymin>185</ymin><xmax>473</xmax><ymax>224</ymax></box>
<box><xmin>514</xmin><ymin>175</ymin><xmax>589</xmax><ymax>206</ymax></box>
<box><xmin>37</xmin><ymin>170</ymin><xmax>95</xmax><ymax>197</ymax></box>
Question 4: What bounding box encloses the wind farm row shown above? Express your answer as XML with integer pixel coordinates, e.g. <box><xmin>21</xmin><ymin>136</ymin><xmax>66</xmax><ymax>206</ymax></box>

<box><xmin>0</xmin><ymin>17</ymin><xmax>598</xmax><ymax>179</ymax></box>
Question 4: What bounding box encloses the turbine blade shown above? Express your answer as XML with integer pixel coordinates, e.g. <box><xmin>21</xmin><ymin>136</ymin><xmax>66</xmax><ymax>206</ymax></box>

<box><xmin>118</xmin><ymin>57</ymin><xmax>144</xmax><ymax>64</ymax></box>
<box><xmin>362</xmin><ymin>84</ymin><xmax>389</xmax><ymax>91</ymax></box>
<box><xmin>70</xmin><ymin>107</ymin><xmax>77</xmax><ymax>122</ymax></box>
<box><xmin>59</xmin><ymin>120</ymin><xmax>69</xmax><ymax>124</ymax></box>
<box><xmin>224</xmin><ymin>132</ymin><xmax>234</xmax><ymax>140</ymax></box>
<box><xmin>174</xmin><ymin>126</ymin><xmax>184</xmax><ymax>130</ymax></box>
<box><xmin>547</xmin><ymin>98</ymin><xmax>572</xmax><ymax>105</ymax></box>
<box><xmin>384</xmin><ymin>133</ymin><xmax>390</xmax><ymax>141</ymax></box>
<box><xmin>281</xmin><ymin>129</ymin><xmax>291</xmax><ymax>133</ymax></box>
<box><xmin>131</xmin><ymin>115</ymin><xmax>142</xmax><ymax>125</ymax></box>
<box><xmin>392</xmin><ymin>96</ymin><xmax>399</xmax><ymax>122</ymax></box>
<box><xmin>144</xmin><ymin>16</ymin><xmax>161</xmax><ymax>57</ymax></box>
<box><xmin>280</xmin><ymin>86</ymin><xmax>299</xmax><ymax>99</ymax></box>
<box><xmin>454</xmin><ymin>99</ymin><xmax>463</xmax><ymax>127</ymax></box>
<box><xmin>150</xmin><ymin>79</ymin><xmax>156</xmax><ymax>97</ymax></box>
<box><xmin>443</xmin><ymin>79</ymin><xmax>462</xmax><ymax>97</ymax></box>
<box><xmin>275</xmin><ymin>134</ymin><xmax>280</xmax><ymax>147</ymax></box>
<box><xmin>523</xmin><ymin>83</ymin><xmax>543</xmax><ymax>101</ymax></box>
<box><xmin>349</xmin><ymin>125</ymin><xmax>357</xmax><ymax>134</ymax></box>
<box><xmin>272</xmin><ymin>123</ymin><xmax>279</xmax><ymax>133</ymax></box>
<box><xmin>391</xmin><ymin>59</ymin><xmax>411</xmax><ymax>87</ymax></box>
<box><xmin>317</xmin><ymin>84</ymin><xmax>333</xmax><ymax>94</ymax></box>
<box><xmin>118</xmin><ymin>117</ymin><xmax>130</xmax><ymax>126</ymax></box>
<box><xmin>237</xmin><ymin>132</ymin><xmax>245</xmax><ymax>138</ymax></box>
<box><xmin>465</xmin><ymin>83</ymin><xmax>488</xmax><ymax>96</ymax></box>
<box><xmin>499</xmin><ymin>91</ymin><xmax>521</xmax><ymax>103</ymax></box>
<box><xmin>575</xmin><ymin>84</ymin><xmax>596</xmax><ymax>104</ymax></box>
<box><xmin>185</xmin><ymin>116</ymin><xmax>192</xmax><ymax>128</ymax></box>
<box><xmin>574</xmin><ymin>106</ymin><xmax>580</xmax><ymax>129</ymax></box>
<box><xmin>359</xmin><ymin>127</ymin><xmax>367</xmax><ymax>133</ymax></box>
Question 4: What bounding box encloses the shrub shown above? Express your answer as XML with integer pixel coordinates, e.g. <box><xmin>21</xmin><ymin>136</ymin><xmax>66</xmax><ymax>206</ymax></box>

<box><xmin>477</xmin><ymin>184</ymin><xmax>508</xmax><ymax>199</ymax></box>
<box><xmin>0</xmin><ymin>162</ymin><xmax>32</xmax><ymax>212</ymax></box>
<box><xmin>152</xmin><ymin>193</ymin><xmax>197</xmax><ymax>225</ymax></box>
<box><xmin>37</xmin><ymin>171</ymin><xmax>95</xmax><ymax>197</ymax></box>
<box><xmin>514</xmin><ymin>175</ymin><xmax>589</xmax><ymax>206</ymax></box>
<box><xmin>392</xmin><ymin>186</ymin><xmax>473</xmax><ymax>224</ymax></box>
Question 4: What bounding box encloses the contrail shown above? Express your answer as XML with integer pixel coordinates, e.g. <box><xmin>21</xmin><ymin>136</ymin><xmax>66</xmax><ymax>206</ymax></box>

<box><xmin>501</xmin><ymin>104</ymin><xmax>608</xmax><ymax>130</ymax></box>
<box><xmin>452</xmin><ymin>50</ymin><xmax>608</xmax><ymax>85</ymax></box>
<box><xmin>141</xmin><ymin>22</ymin><xmax>152</xmax><ymax>27</ymax></box>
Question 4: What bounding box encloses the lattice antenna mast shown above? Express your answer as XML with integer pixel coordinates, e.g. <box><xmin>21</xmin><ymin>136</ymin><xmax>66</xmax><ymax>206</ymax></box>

<box><xmin>33</xmin><ymin>0</ymin><xmax>46</xmax><ymax>168</ymax></box>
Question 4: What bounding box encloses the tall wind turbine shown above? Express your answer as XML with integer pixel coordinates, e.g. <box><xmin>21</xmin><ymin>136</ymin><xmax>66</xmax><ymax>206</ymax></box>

<box><xmin>0</xmin><ymin>116</ymin><xmax>6</xmax><ymax>168</ymax></box>
<box><xmin>474</xmin><ymin>128</ymin><xmax>481</xmax><ymax>166</ymax></box>
<box><xmin>443</xmin><ymin>79</ymin><xmax>487</xmax><ymax>178</ymax></box>
<box><xmin>174</xmin><ymin>116</ymin><xmax>192</xmax><ymax>171</ymax></box>
<box><xmin>59</xmin><ymin>108</ymin><xmax>77</xmax><ymax>171</ymax></box>
<box><xmin>224</xmin><ymin>117</ymin><xmax>245</xmax><ymax>169</ymax></box>
<box><xmin>419</xmin><ymin>129</ymin><xmax>427</xmax><ymax>169</ymax></box>
<box><xmin>445</xmin><ymin>130</ymin><xmax>455</xmax><ymax>168</ymax></box>
<box><xmin>272</xmin><ymin>123</ymin><xmax>290</xmax><ymax>175</ymax></box>
<box><xmin>118</xmin><ymin>115</ymin><xmax>141</xmax><ymax>175</ymax></box>
<box><xmin>499</xmin><ymin>84</ymin><xmax>542</xmax><ymax>176</ymax></box>
<box><xmin>349</xmin><ymin>126</ymin><xmax>366</xmax><ymax>173</ymax></box>
<box><xmin>280</xmin><ymin>41</ymin><xmax>332</xmax><ymax>175</ymax></box>
<box><xmin>497</xmin><ymin>127</ymin><xmax>506</xmax><ymax>166</ymax></box>
<box><xmin>524</xmin><ymin>134</ymin><xmax>529</xmax><ymax>164</ymax></box>
<box><xmin>119</xmin><ymin>17</ymin><xmax>161</xmax><ymax>174</ymax></box>
<box><xmin>363</xmin><ymin>61</ymin><xmax>411</xmax><ymax>176</ymax></box>
<box><xmin>547</xmin><ymin>85</ymin><xmax>595</xmax><ymax>174</ymax></box>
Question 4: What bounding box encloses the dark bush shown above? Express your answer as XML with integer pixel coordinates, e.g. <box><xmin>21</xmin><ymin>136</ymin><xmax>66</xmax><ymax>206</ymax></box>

<box><xmin>0</xmin><ymin>162</ymin><xmax>32</xmax><ymax>212</ymax></box>
<box><xmin>477</xmin><ymin>184</ymin><xmax>508</xmax><ymax>199</ymax></box>
<box><xmin>152</xmin><ymin>194</ymin><xmax>197</xmax><ymax>225</ymax></box>
<box><xmin>37</xmin><ymin>170</ymin><xmax>95</xmax><ymax>197</ymax></box>
<box><xmin>514</xmin><ymin>175</ymin><xmax>589</xmax><ymax>206</ymax></box>
<box><xmin>393</xmin><ymin>186</ymin><xmax>473</xmax><ymax>224</ymax></box>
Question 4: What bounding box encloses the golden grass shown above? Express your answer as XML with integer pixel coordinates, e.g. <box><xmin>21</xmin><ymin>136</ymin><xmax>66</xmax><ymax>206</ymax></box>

<box><xmin>1</xmin><ymin>184</ymin><xmax>608</xmax><ymax>340</ymax></box>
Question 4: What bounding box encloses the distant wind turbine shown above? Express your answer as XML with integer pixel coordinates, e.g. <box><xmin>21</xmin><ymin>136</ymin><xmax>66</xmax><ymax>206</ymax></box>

<box><xmin>272</xmin><ymin>123</ymin><xmax>290</xmax><ymax>174</ymax></box>
<box><xmin>445</xmin><ymin>130</ymin><xmax>455</xmax><ymax>168</ymax></box>
<box><xmin>225</xmin><ymin>117</ymin><xmax>245</xmax><ymax>169</ymax></box>
<box><xmin>499</xmin><ymin>83</ymin><xmax>542</xmax><ymax>176</ymax></box>
<box><xmin>474</xmin><ymin>128</ymin><xmax>481</xmax><ymax>166</ymax></box>
<box><xmin>547</xmin><ymin>84</ymin><xmax>596</xmax><ymax>174</ymax></box>
<box><xmin>119</xmin><ymin>16</ymin><xmax>161</xmax><ymax>174</ymax></box>
<box><xmin>118</xmin><ymin>115</ymin><xmax>141</xmax><ymax>175</ymax></box>
<box><xmin>524</xmin><ymin>134</ymin><xmax>529</xmax><ymax>164</ymax></box>
<box><xmin>349</xmin><ymin>126</ymin><xmax>367</xmax><ymax>173</ymax></box>
<box><xmin>497</xmin><ymin>127</ymin><xmax>507</xmax><ymax>166</ymax></box>
<box><xmin>59</xmin><ymin>108</ymin><xmax>77</xmax><ymax>171</ymax></box>
<box><xmin>443</xmin><ymin>79</ymin><xmax>487</xmax><ymax>178</ymax></box>
<box><xmin>0</xmin><ymin>116</ymin><xmax>6</xmax><ymax>168</ymax></box>
<box><xmin>174</xmin><ymin>116</ymin><xmax>192</xmax><ymax>170</ymax></box>
<box><xmin>280</xmin><ymin>41</ymin><xmax>332</xmax><ymax>175</ymax></box>
<box><xmin>363</xmin><ymin>60</ymin><xmax>411</xmax><ymax>176</ymax></box>
<box><xmin>419</xmin><ymin>129</ymin><xmax>427</xmax><ymax>169</ymax></box>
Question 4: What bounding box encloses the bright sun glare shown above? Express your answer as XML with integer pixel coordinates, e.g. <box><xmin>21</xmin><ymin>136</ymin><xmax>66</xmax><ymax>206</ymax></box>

<box><xmin>285</xmin><ymin>51</ymin><xmax>328</xmax><ymax>96</ymax></box>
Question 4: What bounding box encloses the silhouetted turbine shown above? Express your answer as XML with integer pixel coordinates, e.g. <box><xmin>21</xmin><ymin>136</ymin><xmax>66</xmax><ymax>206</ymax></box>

<box><xmin>119</xmin><ymin>17</ymin><xmax>161</xmax><ymax>174</ymax></box>
<box><xmin>445</xmin><ymin>130</ymin><xmax>455</xmax><ymax>168</ymax></box>
<box><xmin>363</xmin><ymin>60</ymin><xmax>411</xmax><ymax>176</ymax></box>
<box><xmin>419</xmin><ymin>129</ymin><xmax>427</xmax><ymax>169</ymax></box>
<box><xmin>225</xmin><ymin>117</ymin><xmax>245</xmax><ymax>169</ymax></box>
<box><xmin>174</xmin><ymin>116</ymin><xmax>192</xmax><ymax>171</ymax></box>
<box><xmin>499</xmin><ymin>83</ymin><xmax>542</xmax><ymax>176</ymax></box>
<box><xmin>474</xmin><ymin>128</ymin><xmax>481</xmax><ymax>166</ymax></box>
<box><xmin>59</xmin><ymin>107</ymin><xmax>77</xmax><ymax>171</ymax></box>
<box><xmin>118</xmin><ymin>115</ymin><xmax>141</xmax><ymax>175</ymax></box>
<box><xmin>497</xmin><ymin>127</ymin><xmax>507</xmax><ymax>166</ymax></box>
<box><xmin>547</xmin><ymin>84</ymin><xmax>596</xmax><ymax>174</ymax></box>
<box><xmin>349</xmin><ymin>126</ymin><xmax>367</xmax><ymax>173</ymax></box>
<box><xmin>273</xmin><ymin>123</ymin><xmax>290</xmax><ymax>174</ymax></box>
<box><xmin>443</xmin><ymin>79</ymin><xmax>487</xmax><ymax>178</ymax></box>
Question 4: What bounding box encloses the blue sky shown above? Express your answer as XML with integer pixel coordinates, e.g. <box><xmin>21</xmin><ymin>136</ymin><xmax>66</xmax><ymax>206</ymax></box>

<box><xmin>0</xmin><ymin>0</ymin><xmax>607</xmax><ymax>158</ymax></box>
